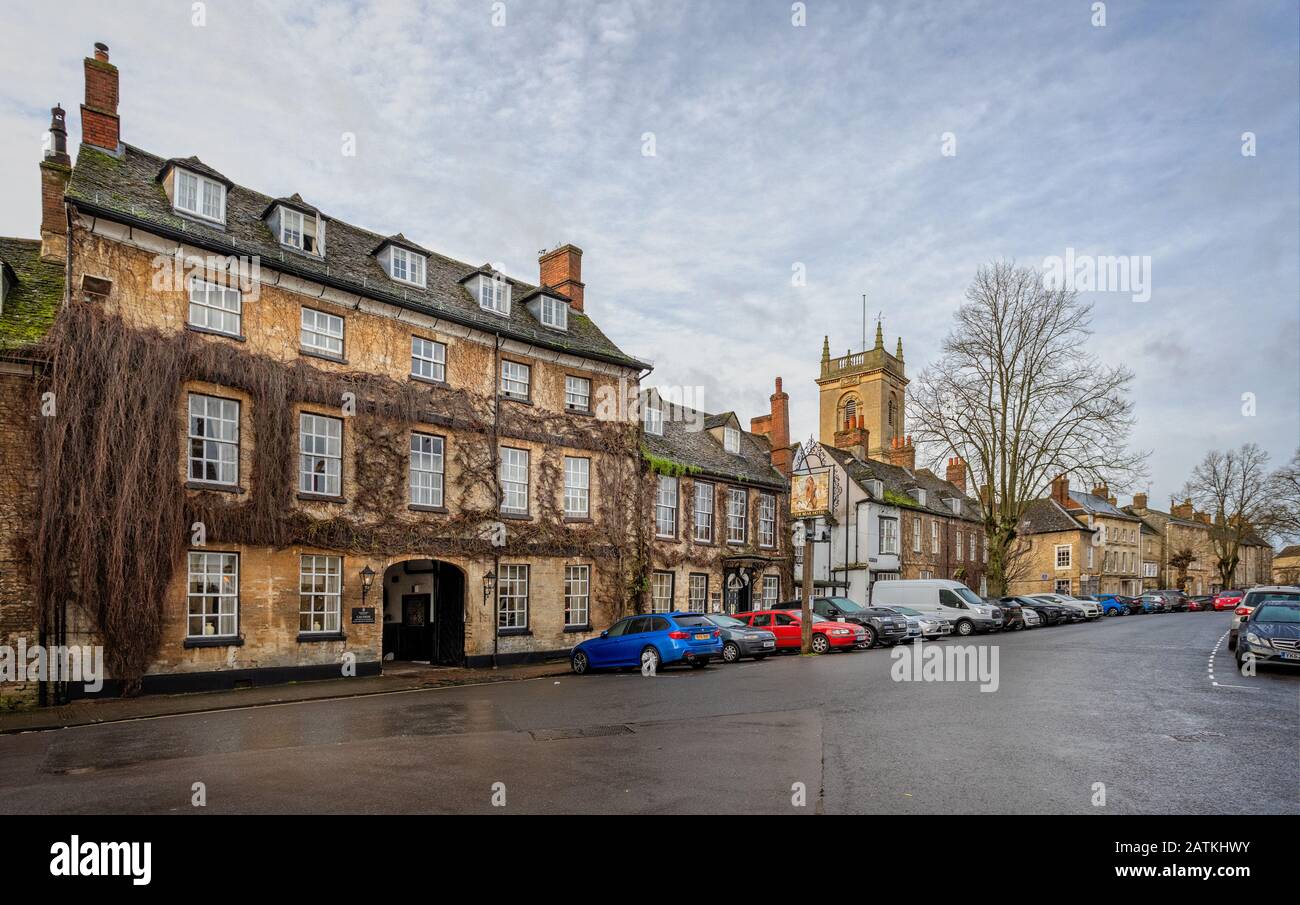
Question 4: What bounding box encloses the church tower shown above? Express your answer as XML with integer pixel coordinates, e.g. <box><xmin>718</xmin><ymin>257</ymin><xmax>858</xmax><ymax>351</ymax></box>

<box><xmin>816</xmin><ymin>322</ymin><xmax>908</xmax><ymax>461</ymax></box>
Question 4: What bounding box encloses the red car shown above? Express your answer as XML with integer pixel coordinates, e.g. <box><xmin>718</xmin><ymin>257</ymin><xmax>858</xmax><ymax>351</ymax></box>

<box><xmin>1213</xmin><ymin>589</ymin><xmax>1244</xmax><ymax>611</ymax></box>
<box><xmin>733</xmin><ymin>609</ymin><xmax>865</xmax><ymax>654</ymax></box>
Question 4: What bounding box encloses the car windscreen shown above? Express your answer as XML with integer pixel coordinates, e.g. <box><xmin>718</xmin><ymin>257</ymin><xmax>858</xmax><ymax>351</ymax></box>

<box><xmin>892</xmin><ymin>607</ymin><xmax>920</xmax><ymax>616</ymax></box>
<box><xmin>1253</xmin><ymin>603</ymin><xmax>1300</xmax><ymax>622</ymax></box>
<box><xmin>705</xmin><ymin>614</ymin><xmax>746</xmax><ymax>627</ymax></box>
<box><xmin>1245</xmin><ymin>592</ymin><xmax>1300</xmax><ymax>607</ymax></box>
<box><xmin>820</xmin><ymin>597</ymin><xmax>865</xmax><ymax>612</ymax></box>
<box><xmin>953</xmin><ymin>588</ymin><xmax>985</xmax><ymax>607</ymax></box>
<box><xmin>673</xmin><ymin>615</ymin><xmax>713</xmax><ymax>627</ymax></box>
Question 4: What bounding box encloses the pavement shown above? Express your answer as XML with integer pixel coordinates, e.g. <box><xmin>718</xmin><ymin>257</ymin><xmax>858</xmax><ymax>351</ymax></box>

<box><xmin>0</xmin><ymin>610</ymin><xmax>1294</xmax><ymax>814</ymax></box>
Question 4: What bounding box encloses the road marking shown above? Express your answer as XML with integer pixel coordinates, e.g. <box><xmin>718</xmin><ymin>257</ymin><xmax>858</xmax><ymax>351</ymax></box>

<box><xmin>1207</xmin><ymin>630</ymin><xmax>1257</xmax><ymax>692</ymax></box>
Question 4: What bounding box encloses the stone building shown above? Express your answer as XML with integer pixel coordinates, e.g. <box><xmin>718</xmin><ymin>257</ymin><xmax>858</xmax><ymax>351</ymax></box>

<box><xmin>0</xmin><ymin>44</ymin><xmax>736</xmax><ymax>702</ymax></box>
<box><xmin>1124</xmin><ymin>495</ymin><xmax>1272</xmax><ymax>593</ymax></box>
<box><xmin>1007</xmin><ymin>497</ymin><xmax>1095</xmax><ymax>596</ymax></box>
<box><xmin>794</xmin><ymin>334</ymin><xmax>985</xmax><ymax>603</ymax></box>
<box><xmin>640</xmin><ymin>381</ymin><xmax>792</xmax><ymax>614</ymax></box>
<box><xmin>1272</xmin><ymin>545</ymin><xmax>1300</xmax><ymax>585</ymax></box>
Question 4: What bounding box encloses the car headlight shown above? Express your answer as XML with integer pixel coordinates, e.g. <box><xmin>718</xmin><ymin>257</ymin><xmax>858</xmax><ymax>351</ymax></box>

<box><xmin>1245</xmin><ymin>632</ymin><xmax>1263</xmax><ymax>646</ymax></box>
<box><xmin>831</xmin><ymin>628</ymin><xmax>851</xmax><ymax>636</ymax></box>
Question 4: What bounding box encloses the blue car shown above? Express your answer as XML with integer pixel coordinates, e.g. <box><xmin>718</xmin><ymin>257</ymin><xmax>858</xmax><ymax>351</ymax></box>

<box><xmin>571</xmin><ymin>612</ymin><xmax>723</xmax><ymax>674</ymax></box>
<box><xmin>1094</xmin><ymin>594</ymin><xmax>1131</xmax><ymax>617</ymax></box>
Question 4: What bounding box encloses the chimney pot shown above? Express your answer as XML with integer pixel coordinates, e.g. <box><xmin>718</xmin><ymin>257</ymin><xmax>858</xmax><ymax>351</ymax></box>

<box><xmin>94</xmin><ymin>43</ymin><xmax>109</xmax><ymax>61</ymax></box>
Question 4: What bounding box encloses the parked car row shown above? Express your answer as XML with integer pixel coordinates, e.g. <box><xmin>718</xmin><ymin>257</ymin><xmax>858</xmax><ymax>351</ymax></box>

<box><xmin>1228</xmin><ymin>587</ymin><xmax>1300</xmax><ymax>668</ymax></box>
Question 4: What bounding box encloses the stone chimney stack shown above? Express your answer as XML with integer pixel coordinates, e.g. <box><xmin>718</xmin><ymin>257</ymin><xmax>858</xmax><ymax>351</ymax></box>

<box><xmin>539</xmin><ymin>244</ymin><xmax>584</xmax><ymax>312</ymax></box>
<box><xmin>81</xmin><ymin>42</ymin><xmax>120</xmax><ymax>153</ymax></box>
<box><xmin>1091</xmin><ymin>482</ymin><xmax>1109</xmax><ymax>500</ymax></box>
<box><xmin>1132</xmin><ymin>492</ymin><xmax>1148</xmax><ymax>510</ymax></box>
<box><xmin>1051</xmin><ymin>474</ymin><xmax>1071</xmax><ymax>507</ymax></box>
<box><xmin>887</xmin><ymin>434</ymin><xmax>916</xmax><ymax>471</ymax></box>
<box><xmin>39</xmin><ymin>104</ymin><xmax>72</xmax><ymax>261</ymax></box>
<box><xmin>750</xmin><ymin>376</ymin><xmax>792</xmax><ymax>478</ymax></box>
<box><xmin>945</xmin><ymin>456</ymin><xmax>967</xmax><ymax>494</ymax></box>
<box><xmin>1171</xmin><ymin>498</ymin><xmax>1195</xmax><ymax>520</ymax></box>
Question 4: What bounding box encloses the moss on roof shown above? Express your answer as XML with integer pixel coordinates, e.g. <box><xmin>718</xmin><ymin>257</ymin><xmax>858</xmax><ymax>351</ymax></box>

<box><xmin>0</xmin><ymin>237</ymin><xmax>64</xmax><ymax>352</ymax></box>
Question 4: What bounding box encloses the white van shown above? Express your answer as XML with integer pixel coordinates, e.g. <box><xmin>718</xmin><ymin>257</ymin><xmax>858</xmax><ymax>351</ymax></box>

<box><xmin>869</xmin><ymin>579</ymin><xmax>1003</xmax><ymax>636</ymax></box>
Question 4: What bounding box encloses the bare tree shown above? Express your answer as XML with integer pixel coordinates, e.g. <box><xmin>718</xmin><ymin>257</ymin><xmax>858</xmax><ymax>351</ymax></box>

<box><xmin>1266</xmin><ymin>449</ymin><xmax>1300</xmax><ymax>543</ymax></box>
<box><xmin>1180</xmin><ymin>443</ymin><xmax>1273</xmax><ymax>589</ymax></box>
<box><xmin>910</xmin><ymin>261</ymin><xmax>1146</xmax><ymax>596</ymax></box>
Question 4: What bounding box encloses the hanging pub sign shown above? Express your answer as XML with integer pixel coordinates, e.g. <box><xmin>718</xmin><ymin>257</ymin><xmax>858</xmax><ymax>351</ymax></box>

<box><xmin>791</xmin><ymin>469</ymin><xmax>831</xmax><ymax>518</ymax></box>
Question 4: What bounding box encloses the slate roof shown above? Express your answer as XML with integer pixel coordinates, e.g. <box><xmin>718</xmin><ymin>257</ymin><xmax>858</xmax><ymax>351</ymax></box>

<box><xmin>1275</xmin><ymin>544</ymin><xmax>1300</xmax><ymax>560</ymax></box>
<box><xmin>0</xmin><ymin>237</ymin><xmax>64</xmax><ymax>353</ymax></box>
<box><xmin>1066</xmin><ymin>490</ymin><xmax>1141</xmax><ymax>521</ymax></box>
<box><xmin>1019</xmin><ymin>498</ymin><xmax>1089</xmax><ymax>536</ymax></box>
<box><xmin>643</xmin><ymin>406</ymin><xmax>786</xmax><ymax>491</ymax></box>
<box><xmin>67</xmin><ymin>144</ymin><xmax>648</xmax><ymax>371</ymax></box>
<box><xmin>818</xmin><ymin>445</ymin><xmax>983</xmax><ymax>523</ymax></box>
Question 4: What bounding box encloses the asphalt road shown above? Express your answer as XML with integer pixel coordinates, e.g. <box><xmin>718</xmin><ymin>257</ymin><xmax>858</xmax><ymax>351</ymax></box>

<box><xmin>0</xmin><ymin>610</ymin><xmax>1295</xmax><ymax>814</ymax></box>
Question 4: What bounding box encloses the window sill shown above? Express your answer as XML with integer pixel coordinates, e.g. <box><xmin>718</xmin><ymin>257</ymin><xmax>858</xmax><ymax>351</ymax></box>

<box><xmin>298</xmin><ymin>492</ymin><xmax>346</xmax><ymax>504</ymax></box>
<box><xmin>185</xmin><ymin>324</ymin><xmax>246</xmax><ymax>342</ymax></box>
<box><xmin>497</xmin><ymin>627</ymin><xmax>531</xmax><ymax>638</ymax></box>
<box><xmin>564</xmin><ymin>515</ymin><xmax>593</xmax><ymax>523</ymax></box>
<box><xmin>410</xmin><ymin>374</ymin><xmax>449</xmax><ymax>389</ymax></box>
<box><xmin>301</xmin><ymin>348</ymin><xmax>348</xmax><ymax>365</ymax></box>
<box><xmin>184</xmin><ymin>636</ymin><xmax>244</xmax><ymax>649</ymax></box>
<box><xmin>499</xmin><ymin>394</ymin><xmax>533</xmax><ymax>406</ymax></box>
<box><xmin>500</xmin><ymin>511</ymin><xmax>532</xmax><ymax>521</ymax></box>
<box><xmin>187</xmin><ymin>481</ymin><xmax>245</xmax><ymax>494</ymax></box>
<box><xmin>297</xmin><ymin>632</ymin><xmax>346</xmax><ymax>643</ymax></box>
<box><xmin>563</xmin><ymin>624</ymin><xmax>592</xmax><ymax>634</ymax></box>
<box><xmin>565</xmin><ymin>407</ymin><xmax>594</xmax><ymax>417</ymax></box>
<box><xmin>409</xmin><ymin>503</ymin><xmax>448</xmax><ymax>514</ymax></box>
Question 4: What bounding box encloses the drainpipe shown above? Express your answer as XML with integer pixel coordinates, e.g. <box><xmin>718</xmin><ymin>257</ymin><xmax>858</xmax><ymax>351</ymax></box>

<box><xmin>491</xmin><ymin>332</ymin><xmax>501</xmax><ymax>669</ymax></box>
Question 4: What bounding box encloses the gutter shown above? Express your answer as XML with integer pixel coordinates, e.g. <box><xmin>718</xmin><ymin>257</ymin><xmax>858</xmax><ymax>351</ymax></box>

<box><xmin>69</xmin><ymin>198</ymin><xmax>653</xmax><ymax>373</ymax></box>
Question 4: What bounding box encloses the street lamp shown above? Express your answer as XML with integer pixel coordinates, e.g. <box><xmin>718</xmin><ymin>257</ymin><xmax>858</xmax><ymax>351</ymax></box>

<box><xmin>482</xmin><ymin>569</ymin><xmax>497</xmax><ymax>607</ymax></box>
<box><xmin>360</xmin><ymin>565</ymin><xmax>376</xmax><ymax>604</ymax></box>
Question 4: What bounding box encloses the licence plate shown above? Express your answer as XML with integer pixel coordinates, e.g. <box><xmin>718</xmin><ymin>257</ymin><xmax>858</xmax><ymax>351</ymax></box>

<box><xmin>763</xmin><ymin>640</ymin><xmax>775</xmax><ymax>648</ymax></box>
<box><xmin>1281</xmin><ymin>651</ymin><xmax>1300</xmax><ymax>661</ymax></box>
<box><xmin>694</xmin><ymin>633</ymin><xmax>710</xmax><ymax>641</ymax></box>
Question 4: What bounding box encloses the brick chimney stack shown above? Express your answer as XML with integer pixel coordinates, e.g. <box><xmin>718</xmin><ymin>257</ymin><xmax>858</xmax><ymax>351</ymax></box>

<box><xmin>750</xmin><ymin>376</ymin><xmax>792</xmax><ymax>478</ymax></box>
<box><xmin>886</xmin><ymin>435</ymin><xmax>916</xmax><ymax>471</ymax></box>
<box><xmin>81</xmin><ymin>42</ymin><xmax>120</xmax><ymax>153</ymax></box>
<box><xmin>39</xmin><ymin>104</ymin><xmax>72</xmax><ymax>261</ymax></box>
<box><xmin>1051</xmin><ymin>474</ymin><xmax>1071</xmax><ymax>507</ymax></box>
<box><xmin>1171</xmin><ymin>498</ymin><xmax>1195</xmax><ymax>520</ymax></box>
<box><xmin>539</xmin><ymin>244</ymin><xmax>584</xmax><ymax>312</ymax></box>
<box><xmin>1091</xmin><ymin>482</ymin><xmax>1109</xmax><ymax>499</ymax></box>
<box><xmin>1132</xmin><ymin>492</ymin><xmax>1148</xmax><ymax>510</ymax></box>
<box><xmin>833</xmin><ymin>414</ymin><xmax>870</xmax><ymax>461</ymax></box>
<box><xmin>945</xmin><ymin>456</ymin><xmax>967</xmax><ymax>494</ymax></box>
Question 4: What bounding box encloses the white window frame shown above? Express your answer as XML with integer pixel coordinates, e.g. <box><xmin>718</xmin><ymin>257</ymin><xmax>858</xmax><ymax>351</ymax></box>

<box><xmin>651</xmin><ymin>571</ymin><xmax>674</xmax><ymax>613</ymax></box>
<box><xmin>540</xmin><ymin>295</ymin><xmax>568</xmax><ymax>330</ymax></box>
<box><xmin>299</xmin><ymin>413</ymin><xmax>342</xmax><ymax>497</ymax></box>
<box><xmin>188</xmin><ymin>393</ymin><xmax>240</xmax><ymax>486</ymax></box>
<box><xmin>564</xmin><ymin>456</ymin><xmax>590</xmax><ymax>518</ymax></box>
<box><xmin>565</xmin><ymin>375</ymin><xmax>591</xmax><ymax>412</ymax></box>
<box><xmin>727</xmin><ymin>487</ymin><xmax>747</xmax><ymax>544</ymax></box>
<box><xmin>409</xmin><ymin>432</ymin><xmax>445</xmax><ymax>508</ymax></box>
<box><xmin>411</xmin><ymin>336</ymin><xmax>446</xmax><ymax>382</ymax></box>
<box><xmin>500</xmin><ymin>447</ymin><xmax>529</xmax><ymax>515</ymax></box>
<box><xmin>1087</xmin><ymin>545</ymin><xmax>1094</xmax><ymax>569</ymax></box>
<box><xmin>879</xmin><ymin>516</ymin><xmax>899</xmax><ymax>555</ymax></box>
<box><xmin>762</xmin><ymin>575</ymin><xmax>779</xmax><ymax>608</ymax></box>
<box><xmin>931</xmin><ymin>521</ymin><xmax>940</xmax><ymax>554</ymax></box>
<box><xmin>656</xmin><ymin>475</ymin><xmax>678</xmax><ymax>537</ymax></box>
<box><xmin>187</xmin><ymin>276</ymin><xmax>242</xmax><ymax>336</ymax></box>
<box><xmin>694</xmin><ymin>481</ymin><xmax>715</xmax><ymax>542</ymax></box>
<box><xmin>280</xmin><ymin>207</ymin><xmax>305</xmax><ymax>250</ymax></box>
<box><xmin>500</xmin><ymin>360</ymin><xmax>530</xmax><ymax>400</ymax></box>
<box><xmin>759</xmin><ymin>493</ymin><xmax>776</xmax><ymax>548</ymax></box>
<box><xmin>301</xmin><ymin>307</ymin><xmax>344</xmax><ymax>357</ymax></box>
<box><xmin>955</xmin><ymin>530</ymin><xmax>963</xmax><ymax>560</ymax></box>
<box><xmin>299</xmin><ymin>554</ymin><xmax>341</xmax><ymax>634</ymax></box>
<box><xmin>688</xmin><ymin>573</ymin><xmax>708</xmax><ymax>612</ymax></box>
<box><xmin>187</xmin><ymin>551</ymin><xmax>238</xmax><ymax>638</ymax></box>
<box><xmin>724</xmin><ymin>426</ymin><xmax>740</xmax><ymax>454</ymax></box>
<box><xmin>912</xmin><ymin>516</ymin><xmax>922</xmax><ymax>553</ymax></box>
<box><xmin>1054</xmin><ymin>578</ymin><xmax>1072</xmax><ymax>594</ymax></box>
<box><xmin>479</xmin><ymin>275</ymin><xmax>511</xmax><ymax>316</ymax></box>
<box><xmin>497</xmin><ymin>564</ymin><xmax>529</xmax><ymax>629</ymax></box>
<box><xmin>564</xmin><ymin>565</ymin><xmax>590</xmax><ymax>627</ymax></box>
<box><xmin>1055</xmin><ymin>544</ymin><xmax>1072</xmax><ymax>569</ymax></box>
<box><xmin>969</xmin><ymin>534</ymin><xmax>976</xmax><ymax>561</ymax></box>
<box><xmin>390</xmin><ymin>246</ymin><xmax>426</xmax><ymax>288</ymax></box>
<box><xmin>644</xmin><ymin>394</ymin><xmax>663</xmax><ymax>436</ymax></box>
<box><xmin>174</xmin><ymin>169</ymin><xmax>227</xmax><ymax>224</ymax></box>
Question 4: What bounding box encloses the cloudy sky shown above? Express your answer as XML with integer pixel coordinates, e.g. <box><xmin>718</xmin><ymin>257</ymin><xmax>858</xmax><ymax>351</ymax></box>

<box><xmin>1</xmin><ymin>0</ymin><xmax>1296</xmax><ymax>507</ymax></box>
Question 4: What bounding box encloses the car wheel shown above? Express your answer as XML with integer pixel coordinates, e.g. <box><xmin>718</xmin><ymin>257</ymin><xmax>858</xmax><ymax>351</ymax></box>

<box><xmin>811</xmin><ymin>633</ymin><xmax>830</xmax><ymax>654</ymax></box>
<box><xmin>571</xmin><ymin>651</ymin><xmax>589</xmax><ymax>675</ymax></box>
<box><xmin>641</xmin><ymin>646</ymin><xmax>661</xmax><ymax>672</ymax></box>
<box><xmin>1227</xmin><ymin>634</ymin><xmax>1236</xmax><ymax>651</ymax></box>
<box><xmin>722</xmin><ymin>641</ymin><xmax>741</xmax><ymax>663</ymax></box>
<box><xmin>955</xmin><ymin>619</ymin><xmax>974</xmax><ymax>636</ymax></box>
<box><xmin>861</xmin><ymin>626</ymin><xmax>877</xmax><ymax>648</ymax></box>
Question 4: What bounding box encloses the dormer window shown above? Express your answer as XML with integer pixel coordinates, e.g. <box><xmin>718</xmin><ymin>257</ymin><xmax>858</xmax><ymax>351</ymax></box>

<box><xmin>540</xmin><ymin>295</ymin><xmax>567</xmax><ymax>330</ymax></box>
<box><xmin>644</xmin><ymin>394</ymin><xmax>663</xmax><ymax>436</ymax></box>
<box><xmin>724</xmin><ymin>426</ymin><xmax>740</xmax><ymax>454</ymax></box>
<box><xmin>281</xmin><ymin>208</ymin><xmax>305</xmax><ymax>249</ymax></box>
<box><xmin>390</xmin><ymin>247</ymin><xmax>426</xmax><ymax>288</ymax></box>
<box><xmin>268</xmin><ymin>200</ymin><xmax>325</xmax><ymax>256</ymax></box>
<box><xmin>174</xmin><ymin>169</ymin><xmax>226</xmax><ymax>223</ymax></box>
<box><xmin>479</xmin><ymin>275</ymin><xmax>510</xmax><ymax>316</ymax></box>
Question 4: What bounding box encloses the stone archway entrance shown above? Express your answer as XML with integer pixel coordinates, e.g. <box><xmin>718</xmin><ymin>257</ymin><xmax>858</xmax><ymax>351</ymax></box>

<box><xmin>381</xmin><ymin>559</ymin><xmax>465</xmax><ymax>666</ymax></box>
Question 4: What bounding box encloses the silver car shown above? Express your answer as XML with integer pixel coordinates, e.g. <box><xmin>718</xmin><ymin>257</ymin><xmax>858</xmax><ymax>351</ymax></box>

<box><xmin>1029</xmin><ymin>593</ymin><xmax>1101</xmax><ymax>621</ymax></box>
<box><xmin>1021</xmin><ymin>606</ymin><xmax>1042</xmax><ymax>628</ymax></box>
<box><xmin>890</xmin><ymin>606</ymin><xmax>953</xmax><ymax>641</ymax></box>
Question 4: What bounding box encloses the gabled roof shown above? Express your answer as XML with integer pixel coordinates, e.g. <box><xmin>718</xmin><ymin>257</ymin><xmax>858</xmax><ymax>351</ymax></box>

<box><xmin>370</xmin><ymin>233</ymin><xmax>434</xmax><ymax>257</ymax></box>
<box><xmin>260</xmin><ymin>192</ymin><xmax>327</xmax><ymax>221</ymax></box>
<box><xmin>1275</xmin><ymin>544</ymin><xmax>1300</xmax><ymax>560</ymax></box>
<box><xmin>0</xmin><ymin>237</ymin><xmax>64</xmax><ymax>353</ymax></box>
<box><xmin>1019</xmin><ymin>498</ymin><xmax>1090</xmax><ymax>536</ymax></box>
<box><xmin>66</xmin><ymin>143</ymin><xmax>649</xmax><ymax>371</ymax></box>
<box><xmin>156</xmin><ymin>155</ymin><xmax>233</xmax><ymax>188</ymax></box>
<box><xmin>817</xmin><ymin>444</ymin><xmax>983</xmax><ymax>522</ymax></box>
<box><xmin>643</xmin><ymin>404</ymin><xmax>785</xmax><ymax>491</ymax></box>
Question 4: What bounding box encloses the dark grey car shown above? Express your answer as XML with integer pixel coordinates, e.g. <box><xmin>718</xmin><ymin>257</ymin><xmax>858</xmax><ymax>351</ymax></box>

<box><xmin>701</xmin><ymin>613</ymin><xmax>778</xmax><ymax>663</ymax></box>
